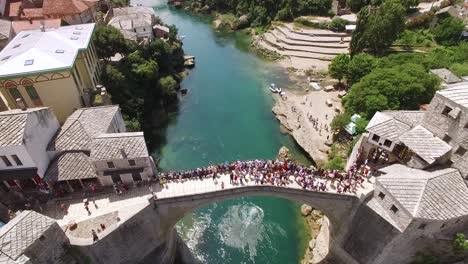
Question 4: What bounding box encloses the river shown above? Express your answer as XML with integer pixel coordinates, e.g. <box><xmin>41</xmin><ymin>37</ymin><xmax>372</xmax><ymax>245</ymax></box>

<box><xmin>133</xmin><ymin>0</ymin><xmax>312</xmax><ymax>263</ymax></box>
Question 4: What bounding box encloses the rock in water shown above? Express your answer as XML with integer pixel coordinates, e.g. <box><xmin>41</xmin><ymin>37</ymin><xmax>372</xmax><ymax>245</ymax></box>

<box><xmin>308</xmin><ymin>239</ymin><xmax>316</xmax><ymax>250</ymax></box>
<box><xmin>277</xmin><ymin>146</ymin><xmax>291</xmax><ymax>161</ymax></box>
<box><xmin>301</xmin><ymin>204</ymin><xmax>312</xmax><ymax>216</ymax></box>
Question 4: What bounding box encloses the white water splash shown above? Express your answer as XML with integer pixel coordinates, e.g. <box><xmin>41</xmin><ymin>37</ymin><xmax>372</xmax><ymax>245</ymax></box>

<box><xmin>217</xmin><ymin>203</ymin><xmax>286</xmax><ymax>262</ymax></box>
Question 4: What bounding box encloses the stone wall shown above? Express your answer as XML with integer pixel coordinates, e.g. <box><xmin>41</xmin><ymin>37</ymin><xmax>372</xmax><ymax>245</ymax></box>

<box><xmin>422</xmin><ymin>93</ymin><xmax>468</xmax><ymax>178</ymax></box>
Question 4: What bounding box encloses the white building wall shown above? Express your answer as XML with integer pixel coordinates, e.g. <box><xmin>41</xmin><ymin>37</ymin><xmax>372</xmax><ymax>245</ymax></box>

<box><xmin>135</xmin><ymin>26</ymin><xmax>153</xmax><ymax>40</ymax></box>
<box><xmin>23</xmin><ymin>109</ymin><xmax>60</xmax><ymax>177</ymax></box>
<box><xmin>0</xmin><ymin>0</ymin><xmax>6</xmax><ymax>16</ymax></box>
<box><xmin>0</xmin><ymin>145</ymin><xmax>34</xmax><ymax>170</ymax></box>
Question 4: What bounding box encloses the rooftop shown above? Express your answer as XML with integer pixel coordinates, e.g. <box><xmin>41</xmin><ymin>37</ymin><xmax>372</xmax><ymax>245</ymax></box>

<box><xmin>437</xmin><ymin>82</ymin><xmax>468</xmax><ymax>109</ymax></box>
<box><xmin>11</xmin><ymin>19</ymin><xmax>61</xmax><ymax>36</ymax></box>
<box><xmin>430</xmin><ymin>68</ymin><xmax>462</xmax><ymax>84</ymax></box>
<box><xmin>365</xmin><ymin>111</ymin><xmax>425</xmax><ymax>141</ymax></box>
<box><xmin>0</xmin><ymin>20</ymin><xmax>12</xmax><ymax>41</ymax></box>
<box><xmin>378</xmin><ymin>164</ymin><xmax>468</xmax><ymax>220</ymax></box>
<box><xmin>0</xmin><ymin>23</ymin><xmax>95</xmax><ymax>79</ymax></box>
<box><xmin>399</xmin><ymin>125</ymin><xmax>452</xmax><ymax>164</ymax></box>
<box><xmin>44</xmin><ymin>151</ymin><xmax>97</xmax><ymax>182</ymax></box>
<box><xmin>50</xmin><ymin>105</ymin><xmax>120</xmax><ymax>151</ymax></box>
<box><xmin>112</xmin><ymin>6</ymin><xmax>156</xmax><ymax>17</ymax></box>
<box><xmin>0</xmin><ymin>211</ymin><xmax>55</xmax><ymax>262</ymax></box>
<box><xmin>0</xmin><ymin>108</ymin><xmax>49</xmax><ymax>147</ymax></box>
<box><xmin>42</xmin><ymin>0</ymin><xmax>96</xmax><ymax>16</ymax></box>
<box><xmin>91</xmin><ymin>132</ymin><xmax>148</xmax><ymax>160</ymax></box>
<box><xmin>8</xmin><ymin>1</ymin><xmax>44</xmax><ymax>19</ymax></box>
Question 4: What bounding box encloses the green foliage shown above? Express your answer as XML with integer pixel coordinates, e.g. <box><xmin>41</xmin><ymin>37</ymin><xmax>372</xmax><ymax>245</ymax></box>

<box><xmin>453</xmin><ymin>233</ymin><xmax>468</xmax><ymax>252</ymax></box>
<box><xmin>331</xmin><ymin>112</ymin><xmax>351</xmax><ymax>131</ymax></box>
<box><xmin>124</xmin><ymin>116</ymin><xmax>141</xmax><ymax>132</ymax></box>
<box><xmin>395</xmin><ymin>29</ymin><xmax>435</xmax><ymax>47</ymax></box>
<box><xmin>345</xmin><ymin>63</ymin><xmax>439</xmax><ymax>118</ymax></box>
<box><xmin>407</xmin><ymin>11</ymin><xmax>434</xmax><ymax>29</ymax></box>
<box><xmin>432</xmin><ymin>16</ymin><xmax>464</xmax><ymax>46</ymax></box>
<box><xmin>355</xmin><ymin>118</ymin><xmax>369</xmax><ymax>134</ymax></box>
<box><xmin>111</xmin><ymin>0</ymin><xmax>129</xmax><ymax>7</ymax></box>
<box><xmin>328</xmin><ymin>54</ymin><xmax>350</xmax><ymax>82</ymax></box>
<box><xmin>351</xmin><ymin>0</ymin><xmax>406</xmax><ymax>55</ymax></box>
<box><xmin>330</xmin><ymin>17</ymin><xmax>349</xmax><ymax>32</ymax></box>
<box><xmin>159</xmin><ymin>76</ymin><xmax>179</xmax><ymax>104</ymax></box>
<box><xmin>93</xmin><ymin>25</ymin><xmax>130</xmax><ymax>59</ymax></box>
<box><xmin>194</xmin><ymin>0</ymin><xmax>333</xmax><ymax>28</ymax></box>
<box><xmin>346</xmin><ymin>53</ymin><xmax>376</xmax><ymax>85</ymax></box>
<box><xmin>346</xmin><ymin>0</ymin><xmax>369</xmax><ymax>12</ymax></box>
<box><xmin>450</xmin><ymin>63</ymin><xmax>468</xmax><ymax>77</ymax></box>
<box><xmin>323</xmin><ymin>156</ymin><xmax>345</xmax><ymax>170</ymax></box>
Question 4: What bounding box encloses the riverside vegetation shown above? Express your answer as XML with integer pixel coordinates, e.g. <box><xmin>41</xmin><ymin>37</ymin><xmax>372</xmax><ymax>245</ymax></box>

<box><xmin>93</xmin><ymin>24</ymin><xmax>185</xmax><ymax>151</ymax></box>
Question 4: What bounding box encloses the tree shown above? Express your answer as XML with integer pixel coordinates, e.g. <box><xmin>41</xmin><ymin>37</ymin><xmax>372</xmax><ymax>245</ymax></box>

<box><xmin>331</xmin><ymin>112</ymin><xmax>351</xmax><ymax>131</ymax></box>
<box><xmin>433</xmin><ymin>17</ymin><xmax>464</xmax><ymax>46</ymax></box>
<box><xmin>330</xmin><ymin>17</ymin><xmax>349</xmax><ymax>32</ymax></box>
<box><xmin>345</xmin><ymin>63</ymin><xmax>439</xmax><ymax>118</ymax></box>
<box><xmin>354</xmin><ymin>118</ymin><xmax>369</xmax><ymax>134</ymax></box>
<box><xmin>453</xmin><ymin>233</ymin><xmax>468</xmax><ymax>252</ymax></box>
<box><xmin>93</xmin><ymin>25</ymin><xmax>129</xmax><ymax>60</ymax></box>
<box><xmin>346</xmin><ymin>0</ymin><xmax>369</xmax><ymax>12</ymax></box>
<box><xmin>351</xmin><ymin>0</ymin><xmax>406</xmax><ymax>55</ymax></box>
<box><xmin>346</xmin><ymin>53</ymin><xmax>375</xmax><ymax>85</ymax></box>
<box><xmin>329</xmin><ymin>54</ymin><xmax>350</xmax><ymax>83</ymax></box>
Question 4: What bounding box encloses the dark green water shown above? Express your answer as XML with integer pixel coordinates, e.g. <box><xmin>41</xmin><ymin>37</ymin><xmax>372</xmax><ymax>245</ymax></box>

<box><xmin>136</xmin><ymin>0</ymin><xmax>312</xmax><ymax>262</ymax></box>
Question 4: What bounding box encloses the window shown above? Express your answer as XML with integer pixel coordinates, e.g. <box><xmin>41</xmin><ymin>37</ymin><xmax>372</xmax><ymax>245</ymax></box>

<box><xmin>11</xmin><ymin>155</ymin><xmax>22</xmax><ymax>166</ymax></box>
<box><xmin>455</xmin><ymin>146</ymin><xmax>467</xmax><ymax>156</ymax></box>
<box><xmin>131</xmin><ymin>172</ymin><xmax>142</xmax><ymax>182</ymax></box>
<box><xmin>383</xmin><ymin>140</ymin><xmax>392</xmax><ymax>147</ymax></box>
<box><xmin>443</xmin><ymin>134</ymin><xmax>451</xmax><ymax>143</ymax></box>
<box><xmin>1</xmin><ymin>56</ymin><xmax>11</xmax><ymax>61</ymax></box>
<box><xmin>441</xmin><ymin>106</ymin><xmax>452</xmax><ymax>116</ymax></box>
<box><xmin>128</xmin><ymin>160</ymin><xmax>136</xmax><ymax>166</ymax></box>
<box><xmin>55</xmin><ymin>49</ymin><xmax>65</xmax><ymax>53</ymax></box>
<box><xmin>13</xmin><ymin>44</ymin><xmax>21</xmax><ymax>48</ymax></box>
<box><xmin>8</xmin><ymin>87</ymin><xmax>26</xmax><ymax>107</ymax></box>
<box><xmin>107</xmin><ymin>162</ymin><xmax>115</xmax><ymax>168</ymax></box>
<box><xmin>0</xmin><ymin>156</ymin><xmax>12</xmax><ymax>167</ymax></box>
<box><xmin>70</xmin><ymin>36</ymin><xmax>79</xmax><ymax>40</ymax></box>
<box><xmin>378</xmin><ymin>192</ymin><xmax>386</xmax><ymax>199</ymax></box>
<box><xmin>24</xmin><ymin>59</ymin><xmax>34</xmax><ymax>66</ymax></box>
<box><xmin>74</xmin><ymin>68</ymin><xmax>83</xmax><ymax>85</ymax></box>
<box><xmin>73</xmin><ymin>31</ymin><xmax>81</xmax><ymax>35</ymax></box>
<box><xmin>390</xmin><ymin>205</ymin><xmax>398</xmax><ymax>213</ymax></box>
<box><xmin>372</xmin><ymin>134</ymin><xmax>380</xmax><ymax>142</ymax></box>
<box><xmin>22</xmin><ymin>34</ymin><xmax>30</xmax><ymax>38</ymax></box>
<box><xmin>25</xmin><ymin>86</ymin><xmax>42</xmax><ymax>106</ymax></box>
<box><xmin>418</xmin><ymin>223</ymin><xmax>426</xmax><ymax>230</ymax></box>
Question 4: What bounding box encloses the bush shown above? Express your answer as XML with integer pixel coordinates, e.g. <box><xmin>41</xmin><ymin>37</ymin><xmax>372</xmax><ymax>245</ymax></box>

<box><xmin>323</xmin><ymin>156</ymin><xmax>346</xmax><ymax>170</ymax></box>
<box><xmin>433</xmin><ymin>16</ymin><xmax>464</xmax><ymax>46</ymax></box>
<box><xmin>330</xmin><ymin>17</ymin><xmax>349</xmax><ymax>32</ymax></box>
<box><xmin>331</xmin><ymin>112</ymin><xmax>351</xmax><ymax>131</ymax></box>
<box><xmin>449</xmin><ymin>63</ymin><xmax>468</xmax><ymax>77</ymax></box>
<box><xmin>395</xmin><ymin>29</ymin><xmax>435</xmax><ymax>47</ymax></box>
<box><xmin>407</xmin><ymin>11</ymin><xmax>435</xmax><ymax>29</ymax></box>
<box><xmin>453</xmin><ymin>233</ymin><xmax>468</xmax><ymax>252</ymax></box>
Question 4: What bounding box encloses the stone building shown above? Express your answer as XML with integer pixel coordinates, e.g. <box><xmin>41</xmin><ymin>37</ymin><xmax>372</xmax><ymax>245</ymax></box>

<box><xmin>44</xmin><ymin>105</ymin><xmax>155</xmax><ymax>193</ymax></box>
<box><xmin>0</xmin><ymin>108</ymin><xmax>59</xmax><ymax>192</ymax></box>
<box><xmin>0</xmin><ymin>210</ymin><xmax>71</xmax><ymax>263</ymax></box>
<box><xmin>0</xmin><ymin>23</ymin><xmax>101</xmax><ymax>123</ymax></box>
<box><xmin>108</xmin><ymin>7</ymin><xmax>155</xmax><ymax>42</ymax></box>
<box><xmin>357</xmin><ymin>82</ymin><xmax>468</xmax><ymax>178</ymax></box>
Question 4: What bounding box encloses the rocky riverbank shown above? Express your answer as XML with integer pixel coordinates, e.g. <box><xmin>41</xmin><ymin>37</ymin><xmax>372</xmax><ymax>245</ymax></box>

<box><xmin>300</xmin><ymin>204</ymin><xmax>330</xmax><ymax>264</ymax></box>
<box><xmin>272</xmin><ymin>89</ymin><xmax>342</xmax><ymax>164</ymax></box>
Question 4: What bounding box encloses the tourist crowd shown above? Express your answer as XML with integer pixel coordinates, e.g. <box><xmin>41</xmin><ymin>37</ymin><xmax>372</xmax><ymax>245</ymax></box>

<box><xmin>157</xmin><ymin>159</ymin><xmax>372</xmax><ymax>194</ymax></box>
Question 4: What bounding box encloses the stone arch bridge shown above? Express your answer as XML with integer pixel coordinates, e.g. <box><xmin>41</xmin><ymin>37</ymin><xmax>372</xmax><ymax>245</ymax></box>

<box><xmin>58</xmin><ymin>174</ymin><xmax>373</xmax><ymax>264</ymax></box>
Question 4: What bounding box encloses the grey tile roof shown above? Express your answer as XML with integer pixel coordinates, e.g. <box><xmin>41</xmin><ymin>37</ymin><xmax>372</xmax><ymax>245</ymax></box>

<box><xmin>438</xmin><ymin>83</ymin><xmax>468</xmax><ymax>109</ymax></box>
<box><xmin>430</xmin><ymin>68</ymin><xmax>462</xmax><ymax>84</ymax></box>
<box><xmin>113</xmin><ymin>7</ymin><xmax>156</xmax><ymax>17</ymax></box>
<box><xmin>50</xmin><ymin>106</ymin><xmax>120</xmax><ymax>151</ymax></box>
<box><xmin>399</xmin><ymin>125</ymin><xmax>452</xmax><ymax>164</ymax></box>
<box><xmin>367</xmin><ymin>118</ymin><xmax>411</xmax><ymax>141</ymax></box>
<box><xmin>90</xmin><ymin>132</ymin><xmax>148</xmax><ymax>160</ymax></box>
<box><xmin>0</xmin><ymin>108</ymin><xmax>49</xmax><ymax>147</ymax></box>
<box><xmin>43</xmin><ymin>151</ymin><xmax>96</xmax><ymax>182</ymax></box>
<box><xmin>378</xmin><ymin>165</ymin><xmax>468</xmax><ymax>220</ymax></box>
<box><xmin>366</xmin><ymin>111</ymin><xmax>425</xmax><ymax>141</ymax></box>
<box><xmin>0</xmin><ymin>211</ymin><xmax>55</xmax><ymax>261</ymax></box>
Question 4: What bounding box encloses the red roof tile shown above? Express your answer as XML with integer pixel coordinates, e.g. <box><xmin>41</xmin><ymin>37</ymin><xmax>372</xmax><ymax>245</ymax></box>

<box><xmin>11</xmin><ymin>19</ymin><xmax>62</xmax><ymax>35</ymax></box>
<box><xmin>43</xmin><ymin>0</ymin><xmax>95</xmax><ymax>16</ymax></box>
<box><xmin>8</xmin><ymin>1</ymin><xmax>44</xmax><ymax>19</ymax></box>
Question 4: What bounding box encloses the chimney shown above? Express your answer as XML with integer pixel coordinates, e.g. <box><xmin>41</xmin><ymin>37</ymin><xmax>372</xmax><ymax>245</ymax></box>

<box><xmin>120</xmin><ymin>148</ymin><xmax>127</xmax><ymax>159</ymax></box>
<box><xmin>40</xmin><ymin>20</ymin><xmax>45</xmax><ymax>32</ymax></box>
<box><xmin>28</xmin><ymin>18</ymin><xmax>32</xmax><ymax>24</ymax></box>
<box><xmin>16</xmin><ymin>98</ymin><xmax>27</xmax><ymax>111</ymax></box>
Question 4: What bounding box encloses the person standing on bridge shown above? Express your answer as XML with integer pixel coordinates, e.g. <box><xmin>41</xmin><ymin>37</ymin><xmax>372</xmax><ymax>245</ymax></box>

<box><xmin>230</xmin><ymin>172</ymin><xmax>234</xmax><ymax>184</ymax></box>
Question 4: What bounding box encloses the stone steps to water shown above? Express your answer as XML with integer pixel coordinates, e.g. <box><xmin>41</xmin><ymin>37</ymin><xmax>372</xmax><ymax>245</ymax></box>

<box><xmin>263</xmin><ymin>33</ymin><xmax>348</xmax><ymax>56</ymax></box>
<box><xmin>270</xmin><ymin>30</ymin><xmax>349</xmax><ymax>49</ymax></box>
<box><xmin>276</xmin><ymin>26</ymin><xmax>351</xmax><ymax>43</ymax></box>
<box><xmin>283</xmin><ymin>24</ymin><xmax>349</xmax><ymax>38</ymax></box>
<box><xmin>258</xmin><ymin>39</ymin><xmax>334</xmax><ymax>61</ymax></box>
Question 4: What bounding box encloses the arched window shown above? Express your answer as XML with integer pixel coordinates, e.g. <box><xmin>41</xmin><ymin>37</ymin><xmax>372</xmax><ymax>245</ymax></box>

<box><xmin>4</xmin><ymin>81</ymin><xmax>27</xmax><ymax>108</ymax></box>
<box><xmin>21</xmin><ymin>79</ymin><xmax>43</xmax><ymax>107</ymax></box>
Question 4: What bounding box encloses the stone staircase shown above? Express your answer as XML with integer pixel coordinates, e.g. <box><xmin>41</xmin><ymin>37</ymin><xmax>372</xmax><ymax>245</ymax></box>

<box><xmin>258</xmin><ymin>24</ymin><xmax>351</xmax><ymax>62</ymax></box>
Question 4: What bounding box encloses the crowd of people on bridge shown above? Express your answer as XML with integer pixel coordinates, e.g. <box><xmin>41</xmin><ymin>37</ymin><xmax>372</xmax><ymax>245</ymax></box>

<box><xmin>157</xmin><ymin>159</ymin><xmax>372</xmax><ymax>194</ymax></box>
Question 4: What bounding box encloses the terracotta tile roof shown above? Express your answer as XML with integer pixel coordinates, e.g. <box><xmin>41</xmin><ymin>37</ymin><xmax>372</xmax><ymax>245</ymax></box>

<box><xmin>11</xmin><ymin>19</ymin><xmax>61</xmax><ymax>36</ymax></box>
<box><xmin>0</xmin><ymin>211</ymin><xmax>55</xmax><ymax>261</ymax></box>
<box><xmin>43</xmin><ymin>0</ymin><xmax>96</xmax><ymax>16</ymax></box>
<box><xmin>8</xmin><ymin>1</ymin><xmax>44</xmax><ymax>19</ymax></box>
<box><xmin>44</xmin><ymin>151</ymin><xmax>97</xmax><ymax>181</ymax></box>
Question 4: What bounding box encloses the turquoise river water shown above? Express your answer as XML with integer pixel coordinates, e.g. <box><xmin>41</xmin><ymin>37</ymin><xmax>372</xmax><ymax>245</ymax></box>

<box><xmin>134</xmin><ymin>0</ymin><xmax>313</xmax><ymax>263</ymax></box>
